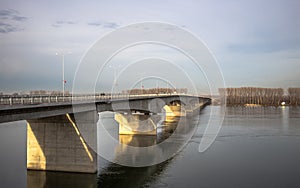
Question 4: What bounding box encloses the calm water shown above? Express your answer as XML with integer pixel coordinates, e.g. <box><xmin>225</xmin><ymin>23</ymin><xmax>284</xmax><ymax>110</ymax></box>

<box><xmin>1</xmin><ymin>106</ymin><xmax>300</xmax><ymax>188</ymax></box>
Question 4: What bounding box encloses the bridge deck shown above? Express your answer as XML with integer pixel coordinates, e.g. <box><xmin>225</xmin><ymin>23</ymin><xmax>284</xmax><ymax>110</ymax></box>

<box><xmin>0</xmin><ymin>95</ymin><xmax>211</xmax><ymax>123</ymax></box>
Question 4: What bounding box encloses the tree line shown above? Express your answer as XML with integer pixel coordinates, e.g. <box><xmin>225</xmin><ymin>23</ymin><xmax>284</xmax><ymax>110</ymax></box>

<box><xmin>219</xmin><ymin>87</ymin><xmax>300</xmax><ymax>106</ymax></box>
<box><xmin>288</xmin><ymin>88</ymin><xmax>300</xmax><ymax>105</ymax></box>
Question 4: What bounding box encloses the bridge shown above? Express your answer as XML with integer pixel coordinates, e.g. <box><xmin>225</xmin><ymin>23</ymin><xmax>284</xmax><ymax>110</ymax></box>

<box><xmin>0</xmin><ymin>94</ymin><xmax>211</xmax><ymax>173</ymax></box>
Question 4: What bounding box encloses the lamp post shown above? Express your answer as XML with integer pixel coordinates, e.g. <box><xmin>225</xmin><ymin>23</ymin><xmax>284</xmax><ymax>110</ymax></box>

<box><xmin>138</xmin><ymin>72</ymin><xmax>145</xmax><ymax>95</ymax></box>
<box><xmin>56</xmin><ymin>51</ymin><xmax>71</xmax><ymax>98</ymax></box>
<box><xmin>156</xmin><ymin>79</ymin><xmax>159</xmax><ymax>94</ymax></box>
<box><xmin>109</xmin><ymin>64</ymin><xmax>122</xmax><ymax>94</ymax></box>
<box><xmin>62</xmin><ymin>54</ymin><xmax>65</xmax><ymax>97</ymax></box>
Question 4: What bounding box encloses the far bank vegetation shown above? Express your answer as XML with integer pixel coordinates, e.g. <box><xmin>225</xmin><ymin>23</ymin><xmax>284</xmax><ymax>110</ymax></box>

<box><xmin>219</xmin><ymin>87</ymin><xmax>300</xmax><ymax>106</ymax></box>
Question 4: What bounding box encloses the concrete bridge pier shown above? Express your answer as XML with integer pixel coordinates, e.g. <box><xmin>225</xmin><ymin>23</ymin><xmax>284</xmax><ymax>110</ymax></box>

<box><xmin>27</xmin><ymin>111</ymin><xmax>98</xmax><ymax>173</ymax></box>
<box><xmin>115</xmin><ymin>113</ymin><xmax>157</xmax><ymax>135</ymax></box>
<box><xmin>164</xmin><ymin>105</ymin><xmax>186</xmax><ymax>117</ymax></box>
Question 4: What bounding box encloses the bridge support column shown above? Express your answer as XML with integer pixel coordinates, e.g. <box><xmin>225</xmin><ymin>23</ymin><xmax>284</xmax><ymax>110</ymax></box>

<box><xmin>27</xmin><ymin>111</ymin><xmax>98</xmax><ymax>173</ymax></box>
<box><xmin>115</xmin><ymin>113</ymin><xmax>157</xmax><ymax>135</ymax></box>
<box><xmin>164</xmin><ymin>105</ymin><xmax>186</xmax><ymax>120</ymax></box>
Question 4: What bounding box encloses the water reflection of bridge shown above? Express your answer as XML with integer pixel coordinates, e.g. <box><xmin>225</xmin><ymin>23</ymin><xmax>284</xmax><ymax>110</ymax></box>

<box><xmin>0</xmin><ymin>94</ymin><xmax>210</xmax><ymax>173</ymax></box>
<box><xmin>98</xmin><ymin>113</ymin><xmax>200</xmax><ymax>188</ymax></box>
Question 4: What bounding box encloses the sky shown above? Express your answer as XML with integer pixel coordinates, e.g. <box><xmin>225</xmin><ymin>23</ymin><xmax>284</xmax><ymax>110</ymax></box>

<box><xmin>0</xmin><ymin>0</ymin><xmax>299</xmax><ymax>94</ymax></box>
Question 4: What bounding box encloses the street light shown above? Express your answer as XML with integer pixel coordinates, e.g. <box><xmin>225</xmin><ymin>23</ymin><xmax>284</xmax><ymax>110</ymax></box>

<box><xmin>109</xmin><ymin>64</ymin><xmax>122</xmax><ymax>93</ymax></box>
<box><xmin>56</xmin><ymin>51</ymin><xmax>71</xmax><ymax>97</ymax></box>
<box><xmin>138</xmin><ymin>72</ymin><xmax>145</xmax><ymax>95</ymax></box>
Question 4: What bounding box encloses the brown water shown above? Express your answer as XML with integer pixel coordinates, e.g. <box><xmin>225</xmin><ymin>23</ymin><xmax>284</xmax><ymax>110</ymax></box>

<box><xmin>1</xmin><ymin>106</ymin><xmax>300</xmax><ymax>188</ymax></box>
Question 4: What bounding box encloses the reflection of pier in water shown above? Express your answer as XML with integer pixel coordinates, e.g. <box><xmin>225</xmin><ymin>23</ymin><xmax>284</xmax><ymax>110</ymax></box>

<box><xmin>27</xmin><ymin>170</ymin><xmax>97</xmax><ymax>188</ymax></box>
<box><xmin>117</xmin><ymin>114</ymin><xmax>187</xmax><ymax>147</ymax></box>
<box><xmin>97</xmin><ymin>157</ymin><xmax>171</xmax><ymax>188</ymax></box>
<box><xmin>98</xmin><ymin>113</ymin><xmax>200</xmax><ymax>187</ymax></box>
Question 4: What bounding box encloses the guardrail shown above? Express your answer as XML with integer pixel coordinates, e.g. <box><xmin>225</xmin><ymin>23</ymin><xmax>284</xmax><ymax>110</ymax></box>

<box><xmin>0</xmin><ymin>93</ymin><xmax>195</xmax><ymax>106</ymax></box>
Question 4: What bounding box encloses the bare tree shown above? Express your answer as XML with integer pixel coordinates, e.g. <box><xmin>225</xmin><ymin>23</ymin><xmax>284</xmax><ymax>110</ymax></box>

<box><xmin>288</xmin><ymin>88</ymin><xmax>300</xmax><ymax>105</ymax></box>
<box><xmin>219</xmin><ymin>87</ymin><xmax>284</xmax><ymax>106</ymax></box>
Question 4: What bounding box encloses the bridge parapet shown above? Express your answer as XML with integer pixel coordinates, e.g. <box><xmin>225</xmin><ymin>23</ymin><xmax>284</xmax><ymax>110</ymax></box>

<box><xmin>0</xmin><ymin>93</ymin><xmax>209</xmax><ymax>106</ymax></box>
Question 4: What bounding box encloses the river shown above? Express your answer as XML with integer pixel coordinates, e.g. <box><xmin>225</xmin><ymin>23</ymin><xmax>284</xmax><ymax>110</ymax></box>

<box><xmin>1</xmin><ymin>106</ymin><xmax>300</xmax><ymax>188</ymax></box>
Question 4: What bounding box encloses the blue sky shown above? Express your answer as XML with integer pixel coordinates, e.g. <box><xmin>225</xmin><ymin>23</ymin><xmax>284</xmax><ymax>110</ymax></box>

<box><xmin>0</xmin><ymin>0</ymin><xmax>299</xmax><ymax>94</ymax></box>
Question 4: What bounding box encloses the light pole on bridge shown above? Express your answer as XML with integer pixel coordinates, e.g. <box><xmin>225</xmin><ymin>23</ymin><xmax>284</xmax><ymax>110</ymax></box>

<box><xmin>56</xmin><ymin>51</ymin><xmax>71</xmax><ymax>97</ymax></box>
<box><xmin>138</xmin><ymin>72</ymin><xmax>145</xmax><ymax>95</ymax></box>
<box><xmin>109</xmin><ymin>64</ymin><xmax>122</xmax><ymax>94</ymax></box>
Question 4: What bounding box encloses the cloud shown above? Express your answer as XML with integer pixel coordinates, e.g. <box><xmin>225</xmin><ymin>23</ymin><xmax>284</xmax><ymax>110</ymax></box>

<box><xmin>52</xmin><ymin>20</ymin><xmax>77</xmax><ymax>28</ymax></box>
<box><xmin>0</xmin><ymin>9</ymin><xmax>27</xmax><ymax>21</ymax></box>
<box><xmin>0</xmin><ymin>9</ymin><xmax>18</xmax><ymax>17</ymax></box>
<box><xmin>0</xmin><ymin>9</ymin><xmax>27</xmax><ymax>34</ymax></box>
<box><xmin>0</xmin><ymin>22</ymin><xmax>23</xmax><ymax>33</ymax></box>
<box><xmin>12</xmin><ymin>15</ymin><xmax>27</xmax><ymax>21</ymax></box>
<box><xmin>87</xmin><ymin>21</ymin><xmax>119</xmax><ymax>29</ymax></box>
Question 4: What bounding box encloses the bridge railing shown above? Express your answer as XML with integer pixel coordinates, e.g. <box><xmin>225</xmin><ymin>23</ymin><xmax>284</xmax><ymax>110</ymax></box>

<box><xmin>0</xmin><ymin>95</ymin><xmax>111</xmax><ymax>105</ymax></box>
<box><xmin>0</xmin><ymin>93</ymin><xmax>198</xmax><ymax>106</ymax></box>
